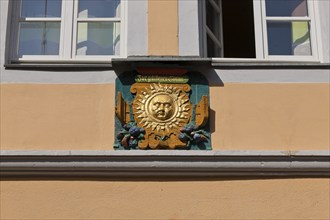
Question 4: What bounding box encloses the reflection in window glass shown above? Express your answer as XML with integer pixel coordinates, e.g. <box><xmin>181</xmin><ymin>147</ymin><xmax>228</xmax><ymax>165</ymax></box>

<box><xmin>21</xmin><ymin>0</ymin><xmax>62</xmax><ymax>18</ymax></box>
<box><xmin>266</xmin><ymin>0</ymin><xmax>308</xmax><ymax>17</ymax></box>
<box><xmin>267</xmin><ymin>21</ymin><xmax>311</xmax><ymax>55</ymax></box>
<box><xmin>76</xmin><ymin>22</ymin><xmax>120</xmax><ymax>55</ymax></box>
<box><xmin>206</xmin><ymin>35</ymin><xmax>215</xmax><ymax>57</ymax></box>
<box><xmin>78</xmin><ymin>0</ymin><xmax>120</xmax><ymax>18</ymax></box>
<box><xmin>18</xmin><ymin>22</ymin><xmax>60</xmax><ymax>56</ymax></box>
<box><xmin>206</xmin><ymin>0</ymin><xmax>220</xmax><ymax>40</ymax></box>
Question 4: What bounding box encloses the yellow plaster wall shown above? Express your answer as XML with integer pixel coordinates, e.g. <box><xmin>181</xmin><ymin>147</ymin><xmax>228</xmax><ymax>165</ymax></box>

<box><xmin>1</xmin><ymin>178</ymin><xmax>329</xmax><ymax>219</ymax></box>
<box><xmin>210</xmin><ymin>84</ymin><xmax>330</xmax><ymax>150</ymax></box>
<box><xmin>148</xmin><ymin>0</ymin><xmax>178</xmax><ymax>55</ymax></box>
<box><xmin>0</xmin><ymin>83</ymin><xmax>329</xmax><ymax>150</ymax></box>
<box><xmin>0</xmin><ymin>84</ymin><xmax>115</xmax><ymax>150</ymax></box>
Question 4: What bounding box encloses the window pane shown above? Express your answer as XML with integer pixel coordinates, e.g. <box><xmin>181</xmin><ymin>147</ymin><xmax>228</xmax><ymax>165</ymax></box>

<box><xmin>21</xmin><ymin>0</ymin><xmax>62</xmax><ymax>17</ymax></box>
<box><xmin>206</xmin><ymin>0</ymin><xmax>220</xmax><ymax>40</ymax></box>
<box><xmin>211</xmin><ymin>0</ymin><xmax>221</xmax><ymax>7</ymax></box>
<box><xmin>267</xmin><ymin>21</ymin><xmax>311</xmax><ymax>56</ymax></box>
<box><xmin>266</xmin><ymin>0</ymin><xmax>308</xmax><ymax>17</ymax></box>
<box><xmin>207</xmin><ymin>35</ymin><xmax>221</xmax><ymax>57</ymax></box>
<box><xmin>18</xmin><ymin>22</ymin><xmax>60</xmax><ymax>56</ymax></box>
<box><xmin>78</xmin><ymin>0</ymin><xmax>120</xmax><ymax>18</ymax></box>
<box><xmin>76</xmin><ymin>22</ymin><xmax>120</xmax><ymax>55</ymax></box>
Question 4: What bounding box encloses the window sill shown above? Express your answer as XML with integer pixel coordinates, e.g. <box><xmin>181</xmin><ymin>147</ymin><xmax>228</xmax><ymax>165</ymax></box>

<box><xmin>211</xmin><ymin>58</ymin><xmax>330</xmax><ymax>69</ymax></box>
<box><xmin>5</xmin><ymin>58</ymin><xmax>330</xmax><ymax>70</ymax></box>
<box><xmin>4</xmin><ymin>62</ymin><xmax>114</xmax><ymax>70</ymax></box>
<box><xmin>4</xmin><ymin>57</ymin><xmax>211</xmax><ymax>70</ymax></box>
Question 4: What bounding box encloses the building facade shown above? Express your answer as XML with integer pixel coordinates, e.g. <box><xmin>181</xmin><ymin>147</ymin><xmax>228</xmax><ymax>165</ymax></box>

<box><xmin>1</xmin><ymin>0</ymin><xmax>329</xmax><ymax>219</ymax></box>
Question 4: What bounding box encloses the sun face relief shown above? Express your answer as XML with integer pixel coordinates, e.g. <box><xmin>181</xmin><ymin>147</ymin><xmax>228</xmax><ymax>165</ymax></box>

<box><xmin>150</xmin><ymin>94</ymin><xmax>174</xmax><ymax>120</ymax></box>
<box><xmin>133</xmin><ymin>83</ymin><xmax>191</xmax><ymax>132</ymax></box>
<box><xmin>115</xmin><ymin>74</ymin><xmax>211</xmax><ymax>150</ymax></box>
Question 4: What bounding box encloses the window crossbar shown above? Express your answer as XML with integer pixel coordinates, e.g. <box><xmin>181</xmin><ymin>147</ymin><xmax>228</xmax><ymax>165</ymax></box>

<box><xmin>76</xmin><ymin>17</ymin><xmax>121</xmax><ymax>22</ymax></box>
<box><xmin>266</xmin><ymin>17</ymin><xmax>311</xmax><ymax>21</ymax></box>
<box><xmin>207</xmin><ymin>0</ymin><xmax>221</xmax><ymax>14</ymax></box>
<box><xmin>18</xmin><ymin>17</ymin><xmax>62</xmax><ymax>22</ymax></box>
<box><xmin>206</xmin><ymin>26</ymin><xmax>222</xmax><ymax>49</ymax></box>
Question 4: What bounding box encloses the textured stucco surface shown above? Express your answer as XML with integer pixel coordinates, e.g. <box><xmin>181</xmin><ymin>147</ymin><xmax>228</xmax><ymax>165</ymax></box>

<box><xmin>1</xmin><ymin>83</ymin><xmax>329</xmax><ymax>150</ymax></box>
<box><xmin>210</xmin><ymin>83</ymin><xmax>330</xmax><ymax>149</ymax></box>
<box><xmin>0</xmin><ymin>84</ymin><xmax>115</xmax><ymax>149</ymax></box>
<box><xmin>1</xmin><ymin>178</ymin><xmax>329</xmax><ymax>219</ymax></box>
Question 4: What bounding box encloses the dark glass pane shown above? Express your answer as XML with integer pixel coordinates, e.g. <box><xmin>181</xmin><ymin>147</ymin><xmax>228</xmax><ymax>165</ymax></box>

<box><xmin>76</xmin><ymin>22</ymin><xmax>120</xmax><ymax>55</ymax></box>
<box><xmin>266</xmin><ymin>0</ymin><xmax>308</xmax><ymax>17</ymax></box>
<box><xmin>206</xmin><ymin>0</ymin><xmax>220</xmax><ymax>39</ymax></box>
<box><xmin>21</xmin><ymin>0</ymin><xmax>62</xmax><ymax>17</ymax></box>
<box><xmin>207</xmin><ymin>35</ymin><xmax>215</xmax><ymax>57</ymax></box>
<box><xmin>18</xmin><ymin>22</ymin><xmax>60</xmax><ymax>56</ymax></box>
<box><xmin>78</xmin><ymin>0</ymin><xmax>120</xmax><ymax>18</ymax></box>
<box><xmin>213</xmin><ymin>0</ymin><xmax>221</xmax><ymax>7</ymax></box>
<box><xmin>267</xmin><ymin>21</ymin><xmax>311</xmax><ymax>55</ymax></box>
<box><xmin>221</xmin><ymin>0</ymin><xmax>256</xmax><ymax>58</ymax></box>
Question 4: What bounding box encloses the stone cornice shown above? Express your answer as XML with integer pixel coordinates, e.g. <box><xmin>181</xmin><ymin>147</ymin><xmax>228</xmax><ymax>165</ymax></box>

<box><xmin>1</xmin><ymin>150</ymin><xmax>329</xmax><ymax>177</ymax></box>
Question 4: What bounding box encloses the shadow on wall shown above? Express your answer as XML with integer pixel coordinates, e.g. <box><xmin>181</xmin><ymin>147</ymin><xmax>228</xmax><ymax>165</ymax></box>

<box><xmin>209</xmin><ymin>108</ymin><xmax>216</xmax><ymax>135</ymax></box>
<box><xmin>197</xmin><ymin>67</ymin><xmax>224</xmax><ymax>87</ymax></box>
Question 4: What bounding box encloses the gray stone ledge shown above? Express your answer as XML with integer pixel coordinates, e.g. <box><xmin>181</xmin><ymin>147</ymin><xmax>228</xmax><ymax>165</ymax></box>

<box><xmin>1</xmin><ymin>150</ymin><xmax>329</xmax><ymax>177</ymax></box>
<box><xmin>211</xmin><ymin>62</ymin><xmax>330</xmax><ymax>69</ymax></box>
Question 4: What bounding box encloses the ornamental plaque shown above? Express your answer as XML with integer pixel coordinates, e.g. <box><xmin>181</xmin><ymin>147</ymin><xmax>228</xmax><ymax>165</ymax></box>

<box><xmin>114</xmin><ymin>72</ymin><xmax>211</xmax><ymax>150</ymax></box>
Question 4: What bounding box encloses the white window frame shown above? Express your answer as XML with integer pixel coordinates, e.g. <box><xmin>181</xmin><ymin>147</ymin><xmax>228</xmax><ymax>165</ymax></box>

<box><xmin>201</xmin><ymin>0</ymin><xmax>224</xmax><ymax>58</ymax></box>
<box><xmin>207</xmin><ymin>0</ymin><xmax>321</xmax><ymax>62</ymax></box>
<box><xmin>257</xmin><ymin>0</ymin><xmax>319</xmax><ymax>61</ymax></box>
<box><xmin>9</xmin><ymin>0</ymin><xmax>127</xmax><ymax>63</ymax></box>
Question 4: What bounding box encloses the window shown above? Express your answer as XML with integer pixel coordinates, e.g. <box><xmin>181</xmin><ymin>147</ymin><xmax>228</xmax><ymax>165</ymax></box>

<box><xmin>10</xmin><ymin>0</ymin><xmax>124</xmax><ymax>62</ymax></box>
<box><xmin>203</xmin><ymin>0</ymin><xmax>319</xmax><ymax>60</ymax></box>
<box><xmin>262</xmin><ymin>0</ymin><xmax>316</xmax><ymax>59</ymax></box>
<box><xmin>202</xmin><ymin>0</ymin><xmax>224</xmax><ymax>57</ymax></box>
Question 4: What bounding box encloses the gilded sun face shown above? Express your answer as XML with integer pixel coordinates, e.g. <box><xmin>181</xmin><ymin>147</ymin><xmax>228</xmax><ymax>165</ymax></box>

<box><xmin>134</xmin><ymin>84</ymin><xmax>191</xmax><ymax>132</ymax></box>
<box><xmin>150</xmin><ymin>94</ymin><xmax>174</xmax><ymax>120</ymax></box>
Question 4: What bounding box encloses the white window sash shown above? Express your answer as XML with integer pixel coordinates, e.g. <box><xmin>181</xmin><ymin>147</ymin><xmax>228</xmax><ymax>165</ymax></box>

<box><xmin>203</xmin><ymin>0</ymin><xmax>224</xmax><ymax>57</ymax></box>
<box><xmin>259</xmin><ymin>0</ymin><xmax>318</xmax><ymax>60</ymax></box>
<box><xmin>11</xmin><ymin>0</ymin><xmax>126</xmax><ymax>63</ymax></box>
<box><xmin>10</xmin><ymin>0</ymin><xmax>65</xmax><ymax>61</ymax></box>
<box><xmin>253</xmin><ymin>0</ymin><xmax>265</xmax><ymax>59</ymax></box>
<box><xmin>71</xmin><ymin>0</ymin><xmax>124</xmax><ymax>60</ymax></box>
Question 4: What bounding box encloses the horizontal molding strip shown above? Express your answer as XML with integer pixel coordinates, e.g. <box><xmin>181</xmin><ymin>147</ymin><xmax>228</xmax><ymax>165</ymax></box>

<box><xmin>1</xmin><ymin>150</ymin><xmax>329</xmax><ymax>177</ymax></box>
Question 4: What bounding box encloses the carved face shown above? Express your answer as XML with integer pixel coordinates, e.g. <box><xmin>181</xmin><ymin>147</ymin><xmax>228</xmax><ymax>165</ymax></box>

<box><xmin>150</xmin><ymin>94</ymin><xmax>174</xmax><ymax>120</ymax></box>
<box><xmin>133</xmin><ymin>83</ymin><xmax>191</xmax><ymax>132</ymax></box>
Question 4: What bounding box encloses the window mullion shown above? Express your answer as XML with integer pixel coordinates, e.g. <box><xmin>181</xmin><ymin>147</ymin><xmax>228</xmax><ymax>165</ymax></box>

<box><xmin>261</xmin><ymin>0</ymin><xmax>270</xmax><ymax>60</ymax></box>
<box><xmin>10</xmin><ymin>0</ymin><xmax>22</xmax><ymax>61</ymax></box>
<box><xmin>61</xmin><ymin>0</ymin><xmax>74</xmax><ymax>59</ymax></box>
<box><xmin>253</xmin><ymin>0</ymin><xmax>265</xmax><ymax>59</ymax></box>
<box><xmin>218</xmin><ymin>0</ymin><xmax>224</xmax><ymax>57</ymax></box>
<box><xmin>201</xmin><ymin>0</ymin><xmax>207</xmax><ymax>57</ymax></box>
<box><xmin>120</xmin><ymin>0</ymin><xmax>127</xmax><ymax>57</ymax></box>
<box><xmin>307</xmin><ymin>0</ymin><xmax>320</xmax><ymax>61</ymax></box>
<box><xmin>71</xmin><ymin>0</ymin><xmax>79</xmax><ymax>59</ymax></box>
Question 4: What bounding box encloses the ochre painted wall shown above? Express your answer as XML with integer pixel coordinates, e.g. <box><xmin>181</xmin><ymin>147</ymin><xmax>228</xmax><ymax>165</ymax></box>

<box><xmin>210</xmin><ymin>83</ymin><xmax>330</xmax><ymax>149</ymax></box>
<box><xmin>0</xmin><ymin>84</ymin><xmax>114</xmax><ymax>149</ymax></box>
<box><xmin>1</xmin><ymin>83</ymin><xmax>329</xmax><ymax>150</ymax></box>
<box><xmin>148</xmin><ymin>0</ymin><xmax>178</xmax><ymax>55</ymax></box>
<box><xmin>1</xmin><ymin>178</ymin><xmax>329</xmax><ymax>219</ymax></box>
